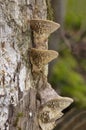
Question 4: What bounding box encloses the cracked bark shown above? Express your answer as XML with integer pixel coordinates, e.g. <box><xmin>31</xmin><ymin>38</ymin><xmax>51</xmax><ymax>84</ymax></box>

<box><xmin>0</xmin><ymin>0</ymin><xmax>47</xmax><ymax>129</ymax></box>
<box><xmin>0</xmin><ymin>0</ymin><xmax>73</xmax><ymax>130</ymax></box>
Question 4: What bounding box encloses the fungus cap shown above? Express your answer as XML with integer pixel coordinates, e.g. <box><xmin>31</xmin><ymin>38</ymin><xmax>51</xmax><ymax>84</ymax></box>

<box><xmin>29</xmin><ymin>48</ymin><xmax>59</xmax><ymax>68</ymax></box>
<box><xmin>30</xmin><ymin>19</ymin><xmax>60</xmax><ymax>35</ymax></box>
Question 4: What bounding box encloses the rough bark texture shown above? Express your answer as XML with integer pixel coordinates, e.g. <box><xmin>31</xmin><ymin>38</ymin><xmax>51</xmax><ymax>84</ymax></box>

<box><xmin>0</xmin><ymin>0</ymin><xmax>73</xmax><ymax>130</ymax></box>
<box><xmin>0</xmin><ymin>0</ymin><xmax>47</xmax><ymax>129</ymax></box>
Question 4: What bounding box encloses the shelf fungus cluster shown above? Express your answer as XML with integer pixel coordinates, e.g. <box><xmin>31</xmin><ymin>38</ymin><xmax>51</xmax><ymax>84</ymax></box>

<box><xmin>38</xmin><ymin>83</ymin><xmax>73</xmax><ymax>130</ymax></box>
<box><xmin>30</xmin><ymin>19</ymin><xmax>60</xmax><ymax>49</ymax></box>
<box><xmin>30</xmin><ymin>19</ymin><xmax>73</xmax><ymax>130</ymax></box>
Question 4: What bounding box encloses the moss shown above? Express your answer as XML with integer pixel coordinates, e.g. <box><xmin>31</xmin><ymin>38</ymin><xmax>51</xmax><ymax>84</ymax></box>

<box><xmin>17</xmin><ymin>112</ymin><xmax>23</xmax><ymax>117</ymax></box>
<box><xmin>13</xmin><ymin>112</ymin><xmax>23</xmax><ymax>127</ymax></box>
<box><xmin>46</xmin><ymin>0</ymin><xmax>54</xmax><ymax>20</ymax></box>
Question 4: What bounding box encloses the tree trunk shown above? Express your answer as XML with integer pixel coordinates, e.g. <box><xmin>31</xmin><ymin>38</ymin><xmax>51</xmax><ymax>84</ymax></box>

<box><xmin>0</xmin><ymin>0</ymin><xmax>73</xmax><ymax>130</ymax></box>
<box><xmin>0</xmin><ymin>0</ymin><xmax>47</xmax><ymax>129</ymax></box>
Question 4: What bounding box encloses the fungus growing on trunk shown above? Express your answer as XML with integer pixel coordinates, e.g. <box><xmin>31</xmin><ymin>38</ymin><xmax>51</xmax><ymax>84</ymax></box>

<box><xmin>29</xmin><ymin>48</ymin><xmax>59</xmax><ymax>72</ymax></box>
<box><xmin>30</xmin><ymin>19</ymin><xmax>60</xmax><ymax>49</ymax></box>
<box><xmin>38</xmin><ymin>83</ymin><xmax>73</xmax><ymax>124</ymax></box>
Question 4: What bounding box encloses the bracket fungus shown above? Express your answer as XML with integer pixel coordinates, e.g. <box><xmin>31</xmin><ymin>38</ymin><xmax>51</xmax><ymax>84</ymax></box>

<box><xmin>38</xmin><ymin>120</ymin><xmax>56</xmax><ymax>130</ymax></box>
<box><xmin>30</xmin><ymin>19</ymin><xmax>60</xmax><ymax>35</ymax></box>
<box><xmin>29</xmin><ymin>48</ymin><xmax>59</xmax><ymax>71</ymax></box>
<box><xmin>38</xmin><ymin>83</ymin><xmax>73</xmax><ymax>125</ymax></box>
<box><xmin>30</xmin><ymin>19</ymin><xmax>60</xmax><ymax>49</ymax></box>
<box><xmin>29</xmin><ymin>18</ymin><xmax>73</xmax><ymax>130</ymax></box>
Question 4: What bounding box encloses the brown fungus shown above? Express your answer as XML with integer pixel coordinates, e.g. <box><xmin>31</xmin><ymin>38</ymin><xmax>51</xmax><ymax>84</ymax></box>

<box><xmin>38</xmin><ymin>119</ymin><xmax>56</xmax><ymax>130</ymax></box>
<box><xmin>29</xmin><ymin>48</ymin><xmax>58</xmax><ymax>72</ymax></box>
<box><xmin>30</xmin><ymin>19</ymin><xmax>60</xmax><ymax>35</ymax></box>
<box><xmin>30</xmin><ymin>19</ymin><xmax>60</xmax><ymax>49</ymax></box>
<box><xmin>38</xmin><ymin>83</ymin><xmax>73</xmax><ymax>124</ymax></box>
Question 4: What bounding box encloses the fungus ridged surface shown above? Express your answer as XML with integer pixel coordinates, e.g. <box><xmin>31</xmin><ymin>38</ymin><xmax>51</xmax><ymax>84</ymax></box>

<box><xmin>38</xmin><ymin>83</ymin><xmax>73</xmax><ymax>126</ymax></box>
<box><xmin>29</xmin><ymin>48</ymin><xmax>59</xmax><ymax>71</ymax></box>
<box><xmin>30</xmin><ymin>19</ymin><xmax>60</xmax><ymax>35</ymax></box>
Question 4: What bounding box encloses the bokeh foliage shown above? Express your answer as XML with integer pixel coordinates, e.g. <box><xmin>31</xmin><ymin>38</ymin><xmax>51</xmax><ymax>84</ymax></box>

<box><xmin>51</xmin><ymin>49</ymin><xmax>86</xmax><ymax>108</ymax></box>
<box><xmin>51</xmin><ymin>0</ymin><xmax>86</xmax><ymax>108</ymax></box>
<box><xmin>65</xmin><ymin>0</ymin><xmax>86</xmax><ymax>31</ymax></box>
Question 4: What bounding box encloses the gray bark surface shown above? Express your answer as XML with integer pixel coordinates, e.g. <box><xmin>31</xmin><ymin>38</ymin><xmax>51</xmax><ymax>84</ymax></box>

<box><xmin>0</xmin><ymin>0</ymin><xmax>47</xmax><ymax>129</ymax></box>
<box><xmin>0</xmin><ymin>0</ymin><xmax>73</xmax><ymax>130</ymax></box>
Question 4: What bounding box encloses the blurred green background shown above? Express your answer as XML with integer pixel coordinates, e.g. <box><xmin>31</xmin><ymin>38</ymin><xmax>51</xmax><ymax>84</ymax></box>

<box><xmin>49</xmin><ymin>0</ymin><xmax>86</xmax><ymax>108</ymax></box>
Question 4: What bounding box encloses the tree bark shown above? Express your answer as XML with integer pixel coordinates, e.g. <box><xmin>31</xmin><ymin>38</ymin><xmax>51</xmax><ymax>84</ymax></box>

<box><xmin>0</xmin><ymin>0</ymin><xmax>73</xmax><ymax>130</ymax></box>
<box><xmin>0</xmin><ymin>0</ymin><xmax>47</xmax><ymax>129</ymax></box>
